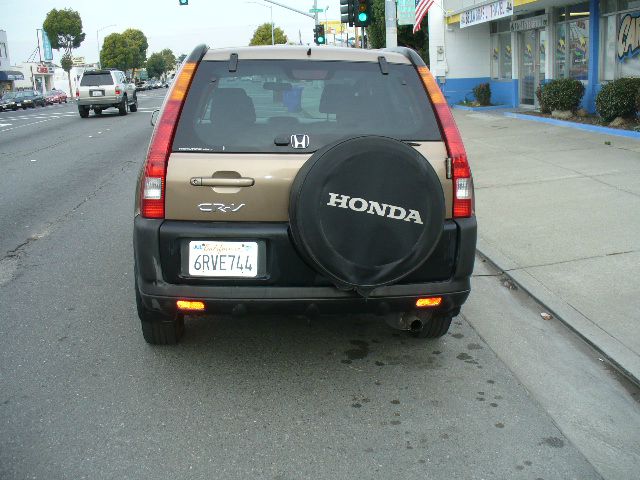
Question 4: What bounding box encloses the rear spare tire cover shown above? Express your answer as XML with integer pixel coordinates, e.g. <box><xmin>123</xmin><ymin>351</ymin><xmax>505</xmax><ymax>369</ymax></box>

<box><xmin>289</xmin><ymin>136</ymin><xmax>445</xmax><ymax>294</ymax></box>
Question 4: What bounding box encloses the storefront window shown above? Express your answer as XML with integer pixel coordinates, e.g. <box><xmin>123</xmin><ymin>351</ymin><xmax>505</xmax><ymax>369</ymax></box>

<box><xmin>602</xmin><ymin>15</ymin><xmax>617</xmax><ymax>80</ymax></box>
<box><xmin>490</xmin><ymin>22</ymin><xmax>512</xmax><ymax>80</ymax></box>
<box><xmin>600</xmin><ymin>7</ymin><xmax>640</xmax><ymax>80</ymax></box>
<box><xmin>569</xmin><ymin>20</ymin><xmax>589</xmax><ymax>79</ymax></box>
<box><xmin>555</xmin><ymin>7</ymin><xmax>589</xmax><ymax>80</ymax></box>
<box><xmin>618</xmin><ymin>0</ymin><xmax>640</xmax><ymax>11</ymax></box>
<box><xmin>555</xmin><ymin>24</ymin><xmax>567</xmax><ymax>78</ymax></box>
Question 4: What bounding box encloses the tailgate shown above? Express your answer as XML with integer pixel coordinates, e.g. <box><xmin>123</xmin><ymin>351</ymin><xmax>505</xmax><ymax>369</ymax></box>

<box><xmin>164</xmin><ymin>143</ymin><xmax>451</xmax><ymax>222</ymax></box>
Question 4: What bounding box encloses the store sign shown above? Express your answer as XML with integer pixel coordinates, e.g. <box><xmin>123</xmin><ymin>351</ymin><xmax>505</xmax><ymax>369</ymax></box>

<box><xmin>510</xmin><ymin>14</ymin><xmax>548</xmax><ymax>32</ymax></box>
<box><xmin>460</xmin><ymin>0</ymin><xmax>513</xmax><ymax>29</ymax></box>
<box><xmin>617</xmin><ymin>13</ymin><xmax>640</xmax><ymax>60</ymax></box>
<box><xmin>397</xmin><ymin>0</ymin><xmax>417</xmax><ymax>26</ymax></box>
<box><xmin>36</xmin><ymin>65</ymin><xmax>53</xmax><ymax>74</ymax></box>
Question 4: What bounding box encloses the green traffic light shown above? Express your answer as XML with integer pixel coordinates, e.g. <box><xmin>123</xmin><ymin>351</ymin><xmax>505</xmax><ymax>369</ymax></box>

<box><xmin>358</xmin><ymin>12</ymin><xmax>368</xmax><ymax>22</ymax></box>
<box><xmin>318</xmin><ymin>36</ymin><xmax>325</xmax><ymax>44</ymax></box>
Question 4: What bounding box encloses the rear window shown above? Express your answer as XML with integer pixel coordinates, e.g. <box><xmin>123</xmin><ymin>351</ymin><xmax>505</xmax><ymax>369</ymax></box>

<box><xmin>173</xmin><ymin>60</ymin><xmax>441</xmax><ymax>153</ymax></box>
<box><xmin>80</xmin><ymin>73</ymin><xmax>114</xmax><ymax>86</ymax></box>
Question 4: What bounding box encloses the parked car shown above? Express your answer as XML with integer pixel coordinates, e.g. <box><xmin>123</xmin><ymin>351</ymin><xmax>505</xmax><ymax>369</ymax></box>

<box><xmin>15</xmin><ymin>91</ymin><xmax>45</xmax><ymax>109</ymax></box>
<box><xmin>55</xmin><ymin>90</ymin><xmax>68</xmax><ymax>103</ymax></box>
<box><xmin>45</xmin><ymin>89</ymin><xmax>68</xmax><ymax>104</ymax></box>
<box><xmin>0</xmin><ymin>92</ymin><xmax>18</xmax><ymax>111</ymax></box>
<box><xmin>76</xmin><ymin>69</ymin><xmax>137</xmax><ymax>118</ymax></box>
<box><xmin>133</xmin><ymin>45</ymin><xmax>476</xmax><ymax>345</ymax></box>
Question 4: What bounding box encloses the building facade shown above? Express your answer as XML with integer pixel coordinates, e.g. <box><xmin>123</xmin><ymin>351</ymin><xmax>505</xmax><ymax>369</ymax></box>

<box><xmin>428</xmin><ymin>0</ymin><xmax>640</xmax><ymax>111</ymax></box>
<box><xmin>0</xmin><ymin>29</ymin><xmax>25</xmax><ymax>93</ymax></box>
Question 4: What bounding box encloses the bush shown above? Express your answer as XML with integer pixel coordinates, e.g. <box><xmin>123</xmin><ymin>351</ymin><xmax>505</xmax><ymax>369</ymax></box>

<box><xmin>472</xmin><ymin>83</ymin><xmax>491</xmax><ymax>106</ymax></box>
<box><xmin>595</xmin><ymin>78</ymin><xmax>640</xmax><ymax>122</ymax></box>
<box><xmin>536</xmin><ymin>79</ymin><xmax>585</xmax><ymax>113</ymax></box>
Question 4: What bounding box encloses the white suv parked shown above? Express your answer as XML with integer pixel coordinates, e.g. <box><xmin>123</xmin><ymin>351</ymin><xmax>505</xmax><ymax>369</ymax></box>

<box><xmin>76</xmin><ymin>69</ymin><xmax>137</xmax><ymax>118</ymax></box>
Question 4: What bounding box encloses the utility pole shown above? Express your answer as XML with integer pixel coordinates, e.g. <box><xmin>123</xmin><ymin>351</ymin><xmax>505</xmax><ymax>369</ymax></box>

<box><xmin>385</xmin><ymin>0</ymin><xmax>398</xmax><ymax>48</ymax></box>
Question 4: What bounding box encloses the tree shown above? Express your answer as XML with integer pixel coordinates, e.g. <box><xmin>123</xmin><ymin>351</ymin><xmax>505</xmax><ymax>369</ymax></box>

<box><xmin>367</xmin><ymin>0</ymin><xmax>429</xmax><ymax>63</ymax></box>
<box><xmin>100</xmin><ymin>33</ymin><xmax>133</xmax><ymax>72</ymax></box>
<box><xmin>160</xmin><ymin>49</ymin><xmax>176</xmax><ymax>72</ymax></box>
<box><xmin>146</xmin><ymin>52</ymin><xmax>166</xmax><ymax>80</ymax></box>
<box><xmin>43</xmin><ymin>8</ymin><xmax>86</xmax><ymax>95</ymax></box>
<box><xmin>249</xmin><ymin>23</ymin><xmax>287</xmax><ymax>46</ymax></box>
<box><xmin>122</xmin><ymin>29</ymin><xmax>148</xmax><ymax>77</ymax></box>
<box><xmin>177</xmin><ymin>54</ymin><xmax>187</xmax><ymax>64</ymax></box>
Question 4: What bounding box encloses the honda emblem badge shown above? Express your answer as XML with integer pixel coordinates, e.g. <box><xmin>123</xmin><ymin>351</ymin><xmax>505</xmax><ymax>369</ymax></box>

<box><xmin>290</xmin><ymin>134</ymin><xmax>310</xmax><ymax>149</ymax></box>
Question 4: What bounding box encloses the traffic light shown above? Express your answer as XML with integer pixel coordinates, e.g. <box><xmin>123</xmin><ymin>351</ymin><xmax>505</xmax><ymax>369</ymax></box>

<box><xmin>314</xmin><ymin>25</ymin><xmax>326</xmax><ymax>45</ymax></box>
<box><xmin>179</xmin><ymin>0</ymin><xmax>188</xmax><ymax>5</ymax></box>
<box><xmin>353</xmin><ymin>0</ymin><xmax>373</xmax><ymax>27</ymax></box>
<box><xmin>340</xmin><ymin>0</ymin><xmax>354</xmax><ymax>27</ymax></box>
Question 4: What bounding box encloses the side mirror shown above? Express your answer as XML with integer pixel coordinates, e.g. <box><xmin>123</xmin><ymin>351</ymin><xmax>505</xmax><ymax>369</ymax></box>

<box><xmin>150</xmin><ymin>109</ymin><xmax>160</xmax><ymax>126</ymax></box>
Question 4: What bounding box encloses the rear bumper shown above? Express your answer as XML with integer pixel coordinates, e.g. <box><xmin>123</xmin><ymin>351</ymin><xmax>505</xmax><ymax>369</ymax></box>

<box><xmin>77</xmin><ymin>95</ymin><xmax>121</xmax><ymax>106</ymax></box>
<box><xmin>134</xmin><ymin>217</ymin><xmax>477</xmax><ymax>317</ymax></box>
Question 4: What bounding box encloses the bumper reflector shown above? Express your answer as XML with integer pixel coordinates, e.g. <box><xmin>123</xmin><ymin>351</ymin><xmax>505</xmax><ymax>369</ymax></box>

<box><xmin>177</xmin><ymin>300</ymin><xmax>205</xmax><ymax>311</ymax></box>
<box><xmin>416</xmin><ymin>297</ymin><xmax>442</xmax><ymax>308</ymax></box>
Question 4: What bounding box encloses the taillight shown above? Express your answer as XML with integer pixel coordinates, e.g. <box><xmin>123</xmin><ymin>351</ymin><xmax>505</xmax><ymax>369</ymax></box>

<box><xmin>75</xmin><ymin>88</ymin><xmax>79</xmax><ymax>98</ymax></box>
<box><xmin>140</xmin><ymin>61</ymin><xmax>198</xmax><ymax>218</ymax></box>
<box><xmin>417</xmin><ymin>66</ymin><xmax>473</xmax><ymax>218</ymax></box>
<box><xmin>115</xmin><ymin>87</ymin><xmax>121</xmax><ymax>95</ymax></box>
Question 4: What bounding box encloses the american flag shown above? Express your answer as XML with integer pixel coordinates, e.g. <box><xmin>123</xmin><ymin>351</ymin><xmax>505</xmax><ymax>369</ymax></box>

<box><xmin>414</xmin><ymin>0</ymin><xmax>435</xmax><ymax>34</ymax></box>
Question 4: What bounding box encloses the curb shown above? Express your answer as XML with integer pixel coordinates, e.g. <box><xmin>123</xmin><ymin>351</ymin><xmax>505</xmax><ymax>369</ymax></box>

<box><xmin>504</xmin><ymin>111</ymin><xmax>640</xmax><ymax>139</ymax></box>
<box><xmin>476</xmin><ymin>238</ymin><xmax>640</xmax><ymax>388</ymax></box>
<box><xmin>452</xmin><ymin>104</ymin><xmax>509</xmax><ymax>112</ymax></box>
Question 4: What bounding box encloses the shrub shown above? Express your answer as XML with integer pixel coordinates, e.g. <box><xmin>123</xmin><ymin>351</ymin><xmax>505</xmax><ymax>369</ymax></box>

<box><xmin>595</xmin><ymin>78</ymin><xmax>640</xmax><ymax>122</ymax></box>
<box><xmin>537</xmin><ymin>79</ymin><xmax>585</xmax><ymax>113</ymax></box>
<box><xmin>473</xmin><ymin>83</ymin><xmax>491</xmax><ymax>106</ymax></box>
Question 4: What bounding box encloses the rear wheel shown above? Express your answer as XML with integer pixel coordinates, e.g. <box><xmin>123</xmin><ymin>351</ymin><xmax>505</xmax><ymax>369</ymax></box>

<box><xmin>118</xmin><ymin>95</ymin><xmax>128</xmax><ymax>116</ymax></box>
<box><xmin>94</xmin><ymin>108</ymin><xmax>102</xmax><ymax>116</ymax></box>
<box><xmin>78</xmin><ymin>105</ymin><xmax>89</xmax><ymax>118</ymax></box>
<box><xmin>135</xmin><ymin>277</ymin><xmax>184</xmax><ymax>345</ymax></box>
<box><xmin>129</xmin><ymin>94</ymin><xmax>138</xmax><ymax>112</ymax></box>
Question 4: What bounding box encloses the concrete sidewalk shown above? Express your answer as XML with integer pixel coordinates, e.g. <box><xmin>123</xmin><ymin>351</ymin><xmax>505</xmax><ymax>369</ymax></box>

<box><xmin>454</xmin><ymin>110</ymin><xmax>640</xmax><ymax>385</ymax></box>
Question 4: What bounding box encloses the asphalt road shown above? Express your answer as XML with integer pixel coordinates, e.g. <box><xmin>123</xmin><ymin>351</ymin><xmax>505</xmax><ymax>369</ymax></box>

<box><xmin>0</xmin><ymin>92</ymin><xmax>638</xmax><ymax>480</ymax></box>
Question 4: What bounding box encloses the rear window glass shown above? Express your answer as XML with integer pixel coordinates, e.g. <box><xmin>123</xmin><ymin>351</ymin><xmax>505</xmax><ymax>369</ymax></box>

<box><xmin>80</xmin><ymin>73</ymin><xmax>114</xmax><ymax>86</ymax></box>
<box><xmin>173</xmin><ymin>60</ymin><xmax>441</xmax><ymax>153</ymax></box>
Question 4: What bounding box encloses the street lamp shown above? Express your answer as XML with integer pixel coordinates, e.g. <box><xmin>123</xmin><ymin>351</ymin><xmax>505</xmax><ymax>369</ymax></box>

<box><xmin>97</xmin><ymin>24</ymin><xmax>116</xmax><ymax>68</ymax></box>
<box><xmin>246</xmin><ymin>1</ymin><xmax>274</xmax><ymax>45</ymax></box>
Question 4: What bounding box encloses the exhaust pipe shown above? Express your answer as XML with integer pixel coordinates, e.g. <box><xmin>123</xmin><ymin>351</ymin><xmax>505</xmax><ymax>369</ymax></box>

<box><xmin>410</xmin><ymin>319</ymin><xmax>424</xmax><ymax>333</ymax></box>
<box><xmin>385</xmin><ymin>311</ymin><xmax>431</xmax><ymax>331</ymax></box>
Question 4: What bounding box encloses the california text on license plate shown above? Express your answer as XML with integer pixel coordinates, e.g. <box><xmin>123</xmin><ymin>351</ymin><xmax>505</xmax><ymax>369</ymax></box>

<box><xmin>188</xmin><ymin>241</ymin><xmax>258</xmax><ymax>277</ymax></box>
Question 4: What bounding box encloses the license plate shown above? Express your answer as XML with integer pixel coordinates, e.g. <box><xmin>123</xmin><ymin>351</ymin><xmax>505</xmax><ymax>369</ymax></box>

<box><xmin>91</xmin><ymin>91</ymin><xmax>103</xmax><ymax>97</ymax></box>
<box><xmin>188</xmin><ymin>241</ymin><xmax>258</xmax><ymax>277</ymax></box>
<box><xmin>16</xmin><ymin>103</ymin><xmax>21</xmax><ymax>107</ymax></box>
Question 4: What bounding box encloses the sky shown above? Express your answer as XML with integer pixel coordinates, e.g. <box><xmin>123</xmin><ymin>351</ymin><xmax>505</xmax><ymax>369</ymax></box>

<box><xmin>0</xmin><ymin>0</ymin><xmax>342</xmax><ymax>66</ymax></box>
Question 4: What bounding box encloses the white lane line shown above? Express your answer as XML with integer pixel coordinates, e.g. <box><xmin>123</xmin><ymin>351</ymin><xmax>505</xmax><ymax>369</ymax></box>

<box><xmin>0</xmin><ymin>118</ymin><xmax>54</xmax><ymax>133</ymax></box>
<box><xmin>0</xmin><ymin>123</ymin><xmax>12</xmax><ymax>127</ymax></box>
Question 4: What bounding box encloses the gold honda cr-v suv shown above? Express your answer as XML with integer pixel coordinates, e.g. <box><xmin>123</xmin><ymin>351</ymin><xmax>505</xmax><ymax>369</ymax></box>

<box><xmin>133</xmin><ymin>45</ymin><xmax>476</xmax><ymax>345</ymax></box>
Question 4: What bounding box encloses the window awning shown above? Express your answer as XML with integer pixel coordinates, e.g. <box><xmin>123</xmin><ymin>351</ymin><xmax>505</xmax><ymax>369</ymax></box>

<box><xmin>0</xmin><ymin>70</ymin><xmax>25</xmax><ymax>81</ymax></box>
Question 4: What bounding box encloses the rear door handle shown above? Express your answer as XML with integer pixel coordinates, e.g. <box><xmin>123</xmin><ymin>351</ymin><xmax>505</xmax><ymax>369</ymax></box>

<box><xmin>190</xmin><ymin>177</ymin><xmax>255</xmax><ymax>187</ymax></box>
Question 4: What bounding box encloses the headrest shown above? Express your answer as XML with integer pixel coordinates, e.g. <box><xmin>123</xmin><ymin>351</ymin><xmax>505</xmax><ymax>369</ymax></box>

<box><xmin>319</xmin><ymin>84</ymin><xmax>355</xmax><ymax>114</ymax></box>
<box><xmin>210</xmin><ymin>88</ymin><xmax>256</xmax><ymax>124</ymax></box>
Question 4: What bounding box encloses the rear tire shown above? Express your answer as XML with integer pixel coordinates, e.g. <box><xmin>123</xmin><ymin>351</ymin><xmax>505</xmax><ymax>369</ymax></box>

<box><xmin>135</xmin><ymin>278</ymin><xmax>184</xmax><ymax>345</ymax></box>
<box><xmin>129</xmin><ymin>94</ymin><xmax>138</xmax><ymax>112</ymax></box>
<box><xmin>118</xmin><ymin>95</ymin><xmax>128</xmax><ymax>116</ymax></box>
<box><xmin>94</xmin><ymin>108</ymin><xmax>102</xmax><ymax>116</ymax></box>
<box><xmin>78</xmin><ymin>105</ymin><xmax>89</xmax><ymax>118</ymax></box>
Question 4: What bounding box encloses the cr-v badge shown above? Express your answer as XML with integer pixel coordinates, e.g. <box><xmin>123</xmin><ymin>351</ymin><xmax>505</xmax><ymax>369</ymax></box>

<box><xmin>291</xmin><ymin>134</ymin><xmax>310</xmax><ymax>149</ymax></box>
<box><xmin>198</xmin><ymin>203</ymin><xmax>245</xmax><ymax>213</ymax></box>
